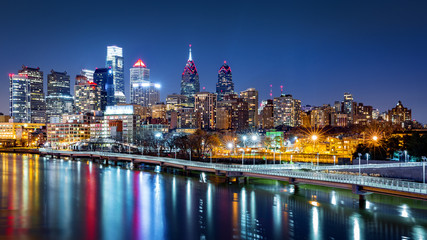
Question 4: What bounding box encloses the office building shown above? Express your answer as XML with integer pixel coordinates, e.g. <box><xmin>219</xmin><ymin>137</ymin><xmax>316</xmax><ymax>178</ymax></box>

<box><xmin>74</xmin><ymin>74</ymin><xmax>103</xmax><ymax>114</ymax></box>
<box><xmin>194</xmin><ymin>92</ymin><xmax>216</xmax><ymax>130</ymax></box>
<box><xmin>181</xmin><ymin>45</ymin><xmax>200</xmax><ymax>106</ymax></box>
<box><xmin>94</xmin><ymin>68</ymin><xmax>114</xmax><ymax>109</ymax></box>
<box><xmin>216</xmin><ymin>61</ymin><xmax>233</xmax><ymax>101</ymax></box>
<box><xmin>46</xmin><ymin>70</ymin><xmax>73</xmax><ymax>122</ymax></box>
<box><xmin>240</xmin><ymin>88</ymin><xmax>258</xmax><ymax>129</ymax></box>
<box><xmin>273</xmin><ymin>94</ymin><xmax>301</xmax><ymax>127</ymax></box>
<box><xmin>9</xmin><ymin>66</ymin><xmax>46</xmax><ymax>123</ymax></box>
<box><xmin>106</xmin><ymin>46</ymin><xmax>125</xmax><ymax>104</ymax></box>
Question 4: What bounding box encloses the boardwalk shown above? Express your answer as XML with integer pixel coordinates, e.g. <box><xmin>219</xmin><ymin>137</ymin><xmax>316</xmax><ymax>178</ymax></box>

<box><xmin>39</xmin><ymin>148</ymin><xmax>427</xmax><ymax>201</ymax></box>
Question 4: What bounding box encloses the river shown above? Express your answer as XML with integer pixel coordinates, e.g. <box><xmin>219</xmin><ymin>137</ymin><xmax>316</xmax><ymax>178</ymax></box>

<box><xmin>0</xmin><ymin>153</ymin><xmax>426</xmax><ymax>239</ymax></box>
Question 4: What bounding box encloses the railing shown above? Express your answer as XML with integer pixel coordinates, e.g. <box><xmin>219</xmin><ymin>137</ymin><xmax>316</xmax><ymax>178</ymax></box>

<box><xmin>39</xmin><ymin>149</ymin><xmax>427</xmax><ymax>196</ymax></box>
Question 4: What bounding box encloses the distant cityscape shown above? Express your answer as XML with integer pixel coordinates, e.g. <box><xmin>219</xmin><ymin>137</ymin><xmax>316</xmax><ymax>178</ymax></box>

<box><xmin>3</xmin><ymin>45</ymin><xmax>425</xmax><ymax>161</ymax></box>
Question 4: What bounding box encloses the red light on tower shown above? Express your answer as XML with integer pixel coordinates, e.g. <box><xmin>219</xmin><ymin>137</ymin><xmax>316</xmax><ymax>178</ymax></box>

<box><xmin>270</xmin><ymin>84</ymin><xmax>273</xmax><ymax>97</ymax></box>
<box><xmin>202</xmin><ymin>87</ymin><xmax>206</xmax><ymax>90</ymax></box>
<box><xmin>280</xmin><ymin>85</ymin><xmax>283</xmax><ymax>94</ymax></box>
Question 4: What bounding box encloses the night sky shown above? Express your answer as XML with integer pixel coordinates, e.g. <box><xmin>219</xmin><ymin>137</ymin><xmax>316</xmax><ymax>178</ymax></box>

<box><xmin>1</xmin><ymin>1</ymin><xmax>426</xmax><ymax>123</ymax></box>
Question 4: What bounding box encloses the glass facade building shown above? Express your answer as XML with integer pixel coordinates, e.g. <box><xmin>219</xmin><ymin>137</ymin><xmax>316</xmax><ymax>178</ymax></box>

<box><xmin>9</xmin><ymin>66</ymin><xmax>46</xmax><ymax>123</ymax></box>
<box><xmin>216</xmin><ymin>61</ymin><xmax>233</xmax><ymax>101</ymax></box>
<box><xmin>74</xmin><ymin>74</ymin><xmax>103</xmax><ymax>114</ymax></box>
<box><xmin>130</xmin><ymin>59</ymin><xmax>160</xmax><ymax>107</ymax></box>
<box><xmin>181</xmin><ymin>45</ymin><xmax>199</xmax><ymax>106</ymax></box>
<box><xmin>46</xmin><ymin>70</ymin><xmax>73</xmax><ymax>123</ymax></box>
<box><xmin>106</xmin><ymin>46</ymin><xmax>125</xmax><ymax>104</ymax></box>
<box><xmin>94</xmin><ymin>68</ymin><xmax>114</xmax><ymax>109</ymax></box>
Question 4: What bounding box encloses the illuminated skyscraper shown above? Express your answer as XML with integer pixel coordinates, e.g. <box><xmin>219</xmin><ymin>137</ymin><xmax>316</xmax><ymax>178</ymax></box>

<box><xmin>46</xmin><ymin>70</ymin><xmax>73</xmax><ymax>122</ymax></box>
<box><xmin>94</xmin><ymin>68</ymin><xmax>114</xmax><ymax>109</ymax></box>
<box><xmin>9</xmin><ymin>66</ymin><xmax>46</xmax><ymax>123</ymax></box>
<box><xmin>194</xmin><ymin>92</ymin><xmax>216</xmax><ymax>130</ymax></box>
<box><xmin>216</xmin><ymin>61</ymin><xmax>233</xmax><ymax>101</ymax></box>
<box><xmin>273</xmin><ymin>94</ymin><xmax>301</xmax><ymax>127</ymax></box>
<box><xmin>106</xmin><ymin>46</ymin><xmax>125</xmax><ymax>103</ymax></box>
<box><xmin>240</xmin><ymin>88</ymin><xmax>258</xmax><ymax>129</ymax></box>
<box><xmin>74</xmin><ymin>74</ymin><xmax>102</xmax><ymax>114</ymax></box>
<box><xmin>181</xmin><ymin>44</ymin><xmax>199</xmax><ymax>106</ymax></box>
<box><xmin>130</xmin><ymin>59</ymin><xmax>160</xmax><ymax>107</ymax></box>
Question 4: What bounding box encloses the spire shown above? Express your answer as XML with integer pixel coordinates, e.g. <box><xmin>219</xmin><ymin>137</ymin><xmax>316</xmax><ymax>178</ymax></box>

<box><xmin>133</xmin><ymin>59</ymin><xmax>146</xmax><ymax>68</ymax></box>
<box><xmin>188</xmin><ymin>44</ymin><xmax>192</xmax><ymax>61</ymax></box>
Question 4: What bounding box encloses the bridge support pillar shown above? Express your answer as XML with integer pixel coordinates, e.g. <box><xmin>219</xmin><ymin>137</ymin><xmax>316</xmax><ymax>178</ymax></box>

<box><xmin>359</xmin><ymin>195</ymin><xmax>366</xmax><ymax>209</ymax></box>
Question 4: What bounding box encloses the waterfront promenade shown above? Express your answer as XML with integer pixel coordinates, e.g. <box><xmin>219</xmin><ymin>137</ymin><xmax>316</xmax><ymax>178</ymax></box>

<box><xmin>38</xmin><ymin>148</ymin><xmax>427</xmax><ymax>201</ymax></box>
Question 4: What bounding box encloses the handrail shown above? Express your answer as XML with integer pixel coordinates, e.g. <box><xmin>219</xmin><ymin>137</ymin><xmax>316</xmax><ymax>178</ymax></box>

<box><xmin>39</xmin><ymin>149</ymin><xmax>427</xmax><ymax>195</ymax></box>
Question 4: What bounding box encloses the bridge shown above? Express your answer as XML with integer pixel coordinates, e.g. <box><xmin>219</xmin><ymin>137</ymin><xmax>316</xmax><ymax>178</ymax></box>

<box><xmin>38</xmin><ymin>148</ymin><xmax>427</xmax><ymax>201</ymax></box>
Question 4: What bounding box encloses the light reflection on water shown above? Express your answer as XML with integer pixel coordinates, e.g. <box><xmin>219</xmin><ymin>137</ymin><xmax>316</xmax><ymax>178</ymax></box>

<box><xmin>0</xmin><ymin>153</ymin><xmax>426</xmax><ymax>240</ymax></box>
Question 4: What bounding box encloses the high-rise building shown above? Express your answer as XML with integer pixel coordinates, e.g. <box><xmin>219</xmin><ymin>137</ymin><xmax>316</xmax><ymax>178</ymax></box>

<box><xmin>216</xmin><ymin>61</ymin><xmax>233</xmax><ymax>101</ymax></box>
<box><xmin>9</xmin><ymin>66</ymin><xmax>46</xmax><ymax>123</ymax></box>
<box><xmin>94</xmin><ymin>68</ymin><xmax>114</xmax><ymax>109</ymax></box>
<box><xmin>194</xmin><ymin>92</ymin><xmax>216</xmax><ymax>130</ymax></box>
<box><xmin>81</xmin><ymin>69</ymin><xmax>94</xmax><ymax>82</ymax></box>
<box><xmin>74</xmin><ymin>74</ymin><xmax>103</xmax><ymax>114</ymax></box>
<box><xmin>216</xmin><ymin>94</ymin><xmax>249</xmax><ymax>131</ymax></box>
<box><xmin>181</xmin><ymin>45</ymin><xmax>200</xmax><ymax>106</ymax></box>
<box><xmin>240</xmin><ymin>88</ymin><xmax>258</xmax><ymax>129</ymax></box>
<box><xmin>166</xmin><ymin>94</ymin><xmax>189</xmax><ymax>111</ymax></box>
<box><xmin>106</xmin><ymin>46</ymin><xmax>125</xmax><ymax>104</ymax></box>
<box><xmin>259</xmin><ymin>100</ymin><xmax>274</xmax><ymax>129</ymax></box>
<box><xmin>130</xmin><ymin>59</ymin><xmax>160</xmax><ymax>107</ymax></box>
<box><xmin>46</xmin><ymin>70</ymin><xmax>73</xmax><ymax>123</ymax></box>
<box><xmin>273</xmin><ymin>94</ymin><xmax>301</xmax><ymax>127</ymax></box>
<box><xmin>387</xmin><ymin>101</ymin><xmax>411</xmax><ymax>126</ymax></box>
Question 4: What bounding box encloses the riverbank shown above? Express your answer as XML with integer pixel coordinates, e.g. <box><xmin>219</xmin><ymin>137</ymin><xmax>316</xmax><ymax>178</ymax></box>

<box><xmin>0</xmin><ymin>147</ymin><xmax>39</xmax><ymax>154</ymax></box>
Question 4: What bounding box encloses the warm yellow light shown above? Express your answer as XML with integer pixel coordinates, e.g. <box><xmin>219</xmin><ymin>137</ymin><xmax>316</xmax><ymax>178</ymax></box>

<box><xmin>311</xmin><ymin>135</ymin><xmax>318</xmax><ymax>141</ymax></box>
<box><xmin>372</xmin><ymin>136</ymin><xmax>378</xmax><ymax>141</ymax></box>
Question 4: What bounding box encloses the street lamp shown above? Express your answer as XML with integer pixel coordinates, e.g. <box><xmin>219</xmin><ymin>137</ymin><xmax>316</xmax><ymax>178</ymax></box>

<box><xmin>155</xmin><ymin>132</ymin><xmax>162</xmax><ymax>157</ymax></box>
<box><xmin>333</xmin><ymin>155</ymin><xmax>336</xmax><ymax>166</ymax></box>
<box><xmin>227</xmin><ymin>142</ymin><xmax>233</xmax><ymax>161</ymax></box>
<box><xmin>242</xmin><ymin>136</ymin><xmax>247</xmax><ymax>148</ymax></box>
<box><xmin>251</xmin><ymin>135</ymin><xmax>258</xmax><ymax>147</ymax></box>
<box><xmin>311</xmin><ymin>135</ymin><xmax>318</xmax><ymax>166</ymax></box>
<box><xmin>372</xmin><ymin>135</ymin><xmax>378</xmax><ymax>142</ymax></box>
<box><xmin>251</xmin><ymin>150</ymin><xmax>256</xmax><ymax>165</ymax></box>
<box><xmin>358</xmin><ymin>153</ymin><xmax>362</xmax><ymax>176</ymax></box>
<box><xmin>366</xmin><ymin>153</ymin><xmax>369</xmax><ymax>165</ymax></box>
<box><xmin>240</xmin><ymin>148</ymin><xmax>245</xmax><ymax>165</ymax></box>
<box><xmin>404</xmin><ymin>150</ymin><xmax>408</xmax><ymax>162</ymax></box>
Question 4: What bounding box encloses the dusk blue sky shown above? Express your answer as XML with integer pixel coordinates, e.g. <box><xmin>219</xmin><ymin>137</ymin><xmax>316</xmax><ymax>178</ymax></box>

<box><xmin>1</xmin><ymin>0</ymin><xmax>426</xmax><ymax>123</ymax></box>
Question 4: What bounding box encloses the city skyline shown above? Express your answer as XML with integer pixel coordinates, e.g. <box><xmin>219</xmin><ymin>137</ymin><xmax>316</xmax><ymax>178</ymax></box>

<box><xmin>1</xmin><ymin>1</ymin><xmax>426</xmax><ymax>123</ymax></box>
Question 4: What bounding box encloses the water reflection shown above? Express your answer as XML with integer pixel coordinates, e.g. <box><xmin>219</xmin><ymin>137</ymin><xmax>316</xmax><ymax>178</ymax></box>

<box><xmin>0</xmin><ymin>153</ymin><xmax>426</xmax><ymax>240</ymax></box>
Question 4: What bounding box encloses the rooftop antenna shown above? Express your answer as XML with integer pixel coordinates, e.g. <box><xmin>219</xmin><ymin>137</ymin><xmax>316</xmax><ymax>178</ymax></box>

<box><xmin>280</xmin><ymin>85</ymin><xmax>283</xmax><ymax>95</ymax></box>
<box><xmin>270</xmin><ymin>84</ymin><xmax>273</xmax><ymax>98</ymax></box>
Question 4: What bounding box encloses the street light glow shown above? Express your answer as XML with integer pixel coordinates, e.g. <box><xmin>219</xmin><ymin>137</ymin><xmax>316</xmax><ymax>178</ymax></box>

<box><xmin>311</xmin><ymin>135</ymin><xmax>318</xmax><ymax>141</ymax></box>
<box><xmin>251</xmin><ymin>135</ymin><xmax>258</xmax><ymax>141</ymax></box>
<box><xmin>227</xmin><ymin>142</ymin><xmax>233</xmax><ymax>149</ymax></box>
<box><xmin>155</xmin><ymin>132</ymin><xmax>162</xmax><ymax>138</ymax></box>
<box><xmin>372</xmin><ymin>135</ymin><xmax>378</xmax><ymax>141</ymax></box>
<box><xmin>242</xmin><ymin>136</ymin><xmax>247</xmax><ymax>141</ymax></box>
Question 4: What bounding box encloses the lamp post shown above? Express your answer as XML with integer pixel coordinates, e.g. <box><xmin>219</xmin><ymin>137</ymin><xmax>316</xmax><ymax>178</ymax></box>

<box><xmin>251</xmin><ymin>135</ymin><xmax>258</xmax><ymax>147</ymax></box>
<box><xmin>290</xmin><ymin>154</ymin><xmax>293</xmax><ymax>164</ymax></box>
<box><xmin>240</xmin><ymin>149</ymin><xmax>245</xmax><ymax>165</ymax></box>
<box><xmin>174</xmin><ymin>147</ymin><xmax>177</xmax><ymax>159</ymax></box>
<box><xmin>227</xmin><ymin>142</ymin><xmax>233</xmax><ymax>162</ymax></box>
<box><xmin>273</xmin><ymin>146</ymin><xmax>276</xmax><ymax>164</ymax></box>
<box><xmin>252</xmin><ymin>150</ymin><xmax>256</xmax><ymax>165</ymax></box>
<box><xmin>317</xmin><ymin>153</ymin><xmax>320</xmax><ymax>167</ymax></box>
<box><xmin>404</xmin><ymin>150</ymin><xmax>408</xmax><ymax>162</ymax></box>
<box><xmin>242</xmin><ymin>136</ymin><xmax>247</xmax><ymax>148</ymax></box>
<box><xmin>311</xmin><ymin>135</ymin><xmax>318</xmax><ymax>166</ymax></box>
<box><xmin>333</xmin><ymin>155</ymin><xmax>336</xmax><ymax>166</ymax></box>
<box><xmin>358</xmin><ymin>153</ymin><xmax>362</xmax><ymax>176</ymax></box>
<box><xmin>422</xmin><ymin>156</ymin><xmax>426</xmax><ymax>184</ymax></box>
<box><xmin>366</xmin><ymin>153</ymin><xmax>369</xmax><ymax>165</ymax></box>
<box><xmin>188</xmin><ymin>149</ymin><xmax>192</xmax><ymax>162</ymax></box>
<box><xmin>155</xmin><ymin>132</ymin><xmax>162</xmax><ymax>157</ymax></box>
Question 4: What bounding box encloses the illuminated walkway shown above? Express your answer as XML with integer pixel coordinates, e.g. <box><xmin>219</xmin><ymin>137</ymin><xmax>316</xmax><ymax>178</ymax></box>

<box><xmin>39</xmin><ymin>149</ymin><xmax>427</xmax><ymax>200</ymax></box>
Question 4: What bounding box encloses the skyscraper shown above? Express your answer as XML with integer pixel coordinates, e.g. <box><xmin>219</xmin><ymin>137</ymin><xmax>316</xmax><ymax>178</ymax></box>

<box><xmin>94</xmin><ymin>68</ymin><xmax>114</xmax><ymax>109</ymax></box>
<box><xmin>46</xmin><ymin>70</ymin><xmax>73</xmax><ymax>122</ymax></box>
<box><xmin>9</xmin><ymin>66</ymin><xmax>46</xmax><ymax>123</ymax></box>
<box><xmin>240</xmin><ymin>88</ymin><xmax>258</xmax><ymax>129</ymax></box>
<box><xmin>216</xmin><ymin>61</ymin><xmax>233</xmax><ymax>101</ymax></box>
<box><xmin>181</xmin><ymin>44</ymin><xmax>200</xmax><ymax>106</ymax></box>
<box><xmin>106</xmin><ymin>46</ymin><xmax>125</xmax><ymax>104</ymax></box>
<box><xmin>74</xmin><ymin>74</ymin><xmax>102</xmax><ymax>114</ymax></box>
<box><xmin>194</xmin><ymin>92</ymin><xmax>216</xmax><ymax>130</ymax></box>
<box><xmin>130</xmin><ymin>59</ymin><xmax>160</xmax><ymax>107</ymax></box>
<box><xmin>273</xmin><ymin>94</ymin><xmax>301</xmax><ymax>127</ymax></box>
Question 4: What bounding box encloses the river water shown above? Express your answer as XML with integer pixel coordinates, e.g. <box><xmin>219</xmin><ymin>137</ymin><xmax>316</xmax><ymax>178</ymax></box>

<box><xmin>0</xmin><ymin>153</ymin><xmax>426</xmax><ymax>240</ymax></box>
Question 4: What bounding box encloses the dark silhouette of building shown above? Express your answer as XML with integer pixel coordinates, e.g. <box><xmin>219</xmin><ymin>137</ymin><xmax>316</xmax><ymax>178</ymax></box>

<box><xmin>181</xmin><ymin>45</ymin><xmax>200</xmax><ymax>106</ymax></box>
